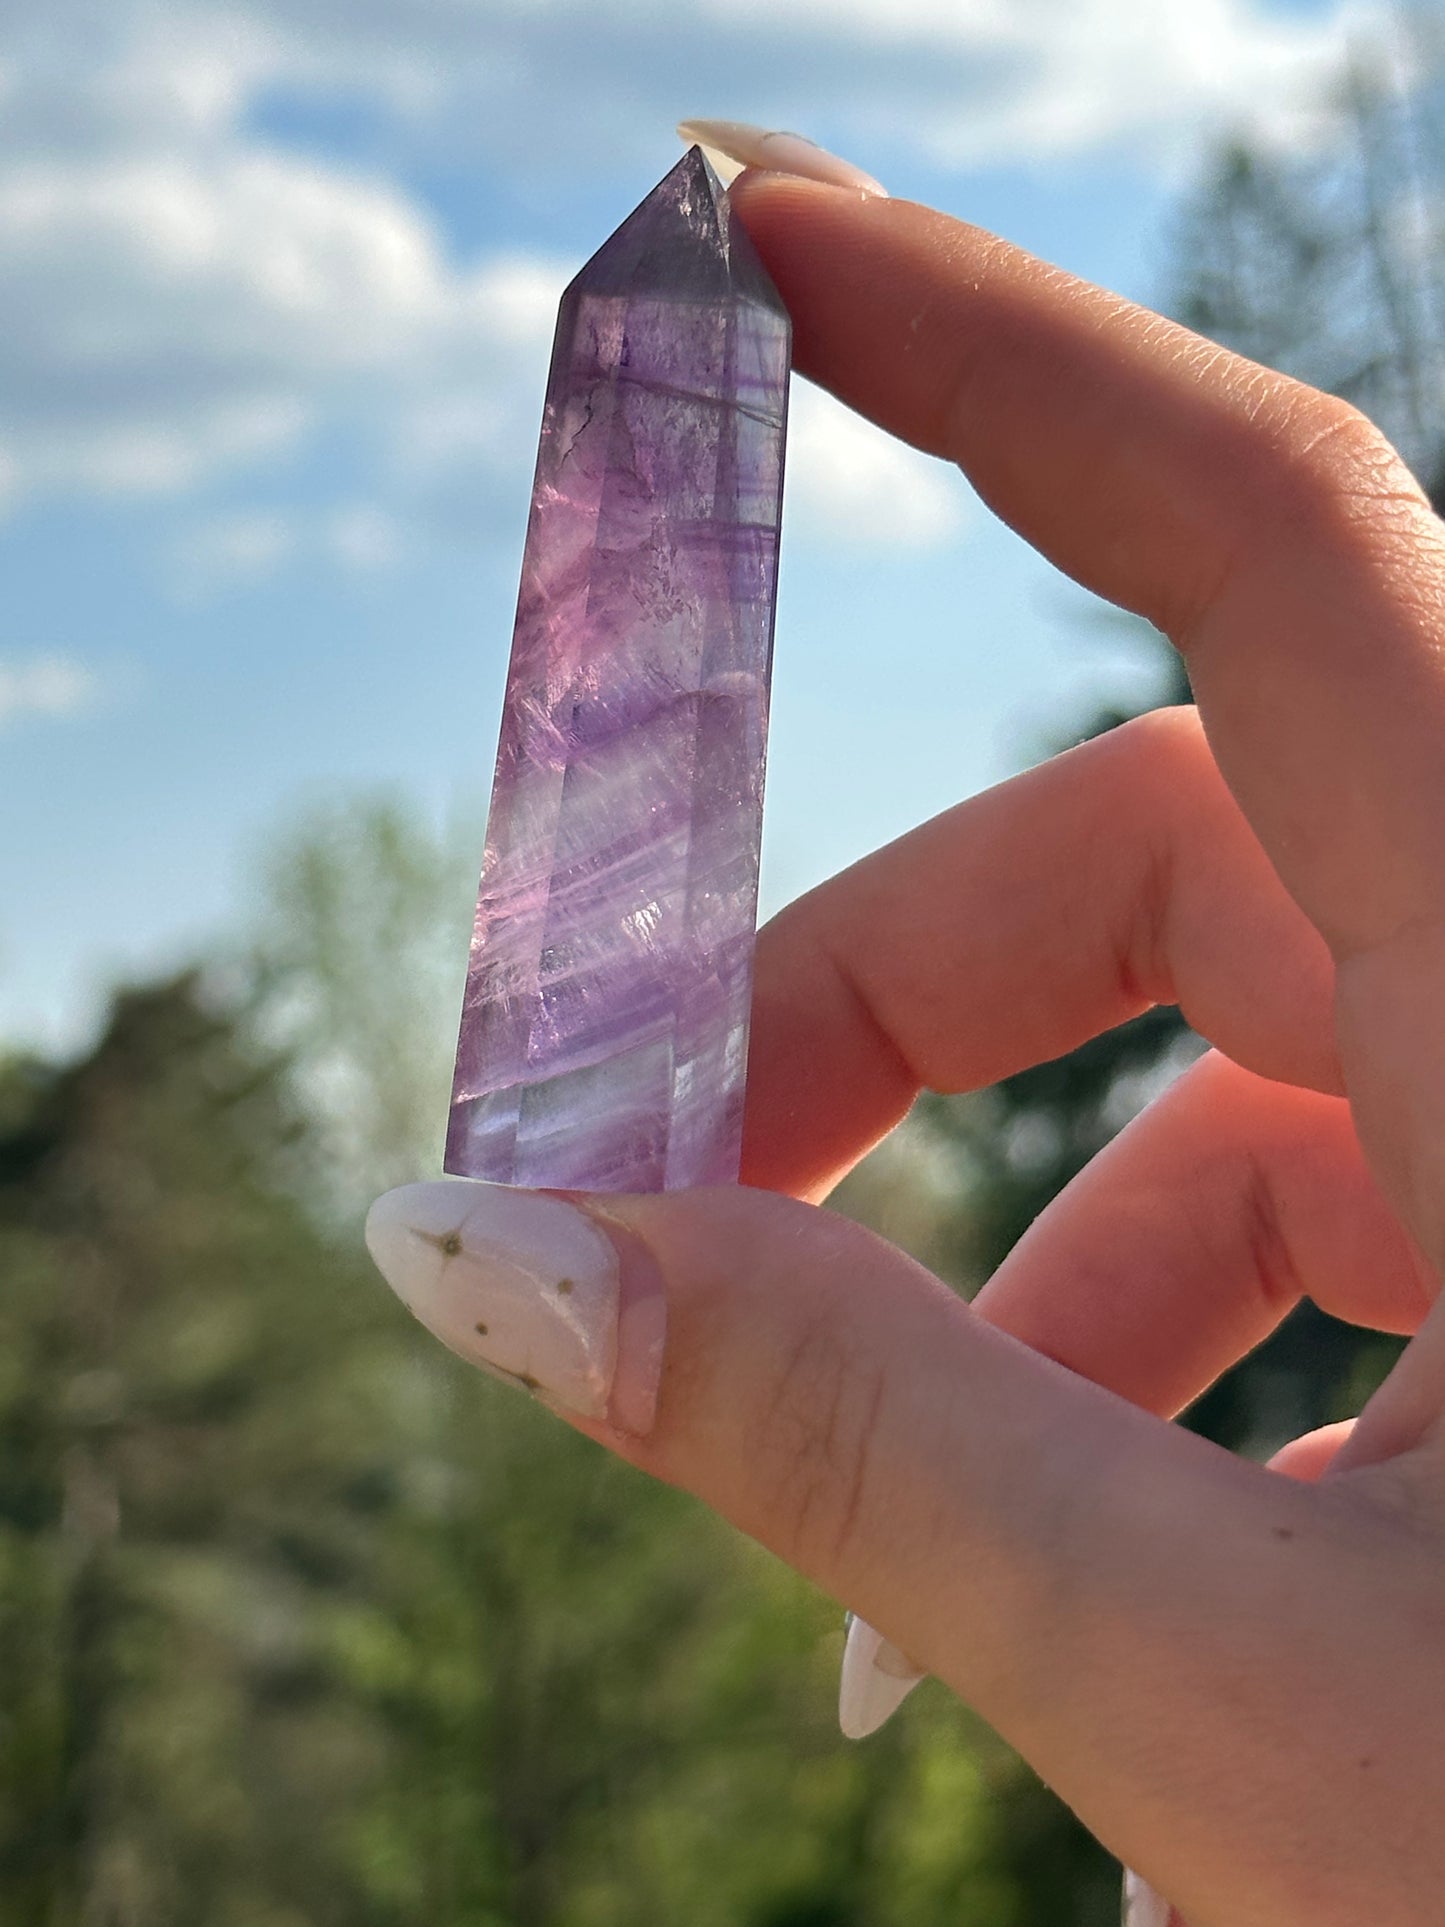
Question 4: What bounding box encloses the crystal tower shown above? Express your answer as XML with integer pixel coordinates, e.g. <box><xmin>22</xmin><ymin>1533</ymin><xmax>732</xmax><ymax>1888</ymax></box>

<box><xmin>446</xmin><ymin>150</ymin><xmax>790</xmax><ymax>1190</ymax></box>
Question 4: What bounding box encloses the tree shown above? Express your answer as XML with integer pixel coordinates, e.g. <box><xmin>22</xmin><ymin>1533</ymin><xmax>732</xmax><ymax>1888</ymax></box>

<box><xmin>0</xmin><ymin>913</ymin><xmax>1040</xmax><ymax>1926</ymax></box>
<box><xmin>250</xmin><ymin>794</ymin><xmax>480</xmax><ymax>1214</ymax></box>
<box><xmin>0</xmin><ymin>975</ymin><xmax>407</xmax><ymax>1924</ymax></box>
<box><xmin>1174</xmin><ymin>33</ymin><xmax>1445</xmax><ymax>507</ymax></box>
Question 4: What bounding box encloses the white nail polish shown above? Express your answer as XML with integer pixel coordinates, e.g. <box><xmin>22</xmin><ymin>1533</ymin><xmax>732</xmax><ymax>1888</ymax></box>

<box><xmin>1122</xmin><ymin>1869</ymin><xmax>1172</xmax><ymax>1927</ymax></box>
<box><xmin>838</xmin><ymin>1613</ymin><xmax>926</xmax><ymax>1739</ymax></box>
<box><xmin>677</xmin><ymin>120</ymin><xmax>887</xmax><ymax>197</ymax></box>
<box><xmin>365</xmin><ymin>1179</ymin><xmax>626</xmax><ymax>1421</ymax></box>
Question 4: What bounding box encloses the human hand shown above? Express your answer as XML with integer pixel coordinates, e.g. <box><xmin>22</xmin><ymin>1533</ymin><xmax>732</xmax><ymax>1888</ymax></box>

<box><xmin>366</xmin><ymin>138</ymin><xmax>1445</xmax><ymax>1927</ymax></box>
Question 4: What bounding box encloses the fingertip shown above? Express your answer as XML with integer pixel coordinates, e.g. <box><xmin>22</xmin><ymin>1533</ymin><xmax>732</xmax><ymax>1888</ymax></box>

<box><xmin>363</xmin><ymin>1178</ymin><xmax>632</xmax><ymax>1426</ymax></box>
<box><xmin>725</xmin><ymin>168</ymin><xmax>901</xmax><ymax>297</ymax></box>
<box><xmin>683</xmin><ymin>121</ymin><xmax>887</xmax><ymax>197</ymax></box>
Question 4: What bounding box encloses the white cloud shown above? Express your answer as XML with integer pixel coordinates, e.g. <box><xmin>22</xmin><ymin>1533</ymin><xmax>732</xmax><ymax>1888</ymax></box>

<box><xmin>0</xmin><ymin>132</ymin><xmax>577</xmax><ymax>520</ymax></box>
<box><xmin>699</xmin><ymin>0</ymin><xmax>1384</xmax><ymax>163</ymax></box>
<box><xmin>0</xmin><ymin>151</ymin><xmax>456</xmax><ymax>504</ymax></box>
<box><xmin>325</xmin><ymin>503</ymin><xmax>406</xmax><ymax>571</ymax></box>
<box><xmin>172</xmin><ymin>510</ymin><xmax>296</xmax><ymax>597</ymax></box>
<box><xmin>0</xmin><ymin>655</ymin><xmax>103</xmax><ymax>726</ymax></box>
<box><xmin>172</xmin><ymin>501</ymin><xmax>410</xmax><ymax>596</ymax></box>
<box><xmin>205</xmin><ymin>0</ymin><xmax>1387</xmax><ymax>171</ymax></box>
<box><xmin>904</xmin><ymin>0</ymin><xmax>1385</xmax><ymax>165</ymax></box>
<box><xmin>786</xmin><ymin>382</ymin><xmax>967</xmax><ymax>550</ymax></box>
<box><xmin>390</xmin><ymin>253</ymin><xmax>567</xmax><ymax>481</ymax></box>
<box><xmin>0</xmin><ymin>0</ymin><xmax>1397</xmax><ymax>550</ymax></box>
<box><xmin>468</xmin><ymin>255</ymin><xmax>570</xmax><ymax>349</ymax></box>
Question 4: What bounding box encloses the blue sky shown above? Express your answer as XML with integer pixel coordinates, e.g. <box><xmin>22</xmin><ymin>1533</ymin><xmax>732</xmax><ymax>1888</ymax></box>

<box><xmin>0</xmin><ymin>0</ymin><xmax>1385</xmax><ymax>1052</ymax></box>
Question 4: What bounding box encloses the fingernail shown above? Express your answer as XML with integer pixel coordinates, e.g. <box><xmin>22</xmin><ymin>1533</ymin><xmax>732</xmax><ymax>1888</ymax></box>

<box><xmin>1122</xmin><ymin>1869</ymin><xmax>1172</xmax><ymax>1927</ymax></box>
<box><xmin>365</xmin><ymin>1179</ymin><xmax>666</xmax><ymax>1435</ymax></box>
<box><xmin>838</xmin><ymin>1612</ymin><xmax>926</xmax><ymax>1739</ymax></box>
<box><xmin>677</xmin><ymin>120</ymin><xmax>887</xmax><ymax>197</ymax></box>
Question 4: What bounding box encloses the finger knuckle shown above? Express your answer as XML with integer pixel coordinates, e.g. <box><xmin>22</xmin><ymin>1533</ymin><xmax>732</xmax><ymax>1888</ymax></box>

<box><xmin>1265</xmin><ymin>388</ymin><xmax>1427</xmax><ymax>543</ymax></box>
<box><xmin>1168</xmin><ymin>383</ymin><xmax>1437</xmax><ymax>651</ymax></box>
<box><xmin>755</xmin><ymin>1312</ymin><xmax>887</xmax><ymax>1574</ymax></box>
<box><xmin>1097</xmin><ymin>707</ymin><xmax>1212</xmax><ymax>1003</ymax></box>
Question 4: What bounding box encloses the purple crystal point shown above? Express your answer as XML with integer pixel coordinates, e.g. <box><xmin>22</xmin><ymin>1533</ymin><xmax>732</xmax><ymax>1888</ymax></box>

<box><xmin>446</xmin><ymin>149</ymin><xmax>790</xmax><ymax>1191</ymax></box>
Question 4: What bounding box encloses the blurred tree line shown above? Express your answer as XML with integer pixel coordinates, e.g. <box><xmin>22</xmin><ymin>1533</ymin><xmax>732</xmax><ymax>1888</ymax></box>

<box><xmin>0</xmin><ymin>833</ymin><xmax>1029</xmax><ymax>1927</ymax></box>
<box><xmin>4</xmin><ymin>38</ymin><xmax>1444</xmax><ymax>1925</ymax></box>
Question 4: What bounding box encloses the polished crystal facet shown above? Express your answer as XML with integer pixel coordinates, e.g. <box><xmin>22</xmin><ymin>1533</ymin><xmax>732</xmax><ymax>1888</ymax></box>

<box><xmin>446</xmin><ymin>149</ymin><xmax>790</xmax><ymax>1190</ymax></box>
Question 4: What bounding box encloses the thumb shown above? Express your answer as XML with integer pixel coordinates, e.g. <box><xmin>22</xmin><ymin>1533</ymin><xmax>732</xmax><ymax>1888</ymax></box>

<box><xmin>364</xmin><ymin>1177</ymin><xmax>1401</xmax><ymax>1921</ymax></box>
<box><xmin>363</xmin><ymin>1174</ymin><xmax>1139</xmax><ymax>1668</ymax></box>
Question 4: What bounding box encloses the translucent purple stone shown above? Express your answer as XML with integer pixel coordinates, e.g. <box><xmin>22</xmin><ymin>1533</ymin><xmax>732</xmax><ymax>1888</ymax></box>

<box><xmin>445</xmin><ymin>149</ymin><xmax>790</xmax><ymax>1191</ymax></box>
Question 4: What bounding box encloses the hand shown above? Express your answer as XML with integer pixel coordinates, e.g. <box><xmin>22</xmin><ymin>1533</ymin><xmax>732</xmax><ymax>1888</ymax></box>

<box><xmin>367</xmin><ymin>163</ymin><xmax>1445</xmax><ymax>1927</ymax></box>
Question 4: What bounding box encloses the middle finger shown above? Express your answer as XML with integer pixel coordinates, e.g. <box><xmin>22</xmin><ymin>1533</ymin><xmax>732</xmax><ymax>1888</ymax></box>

<box><xmin>743</xmin><ymin>705</ymin><xmax>1336</xmax><ymax>1201</ymax></box>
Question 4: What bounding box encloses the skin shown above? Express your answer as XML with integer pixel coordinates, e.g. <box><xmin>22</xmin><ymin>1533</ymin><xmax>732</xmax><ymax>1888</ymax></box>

<box><xmin>544</xmin><ymin>174</ymin><xmax>1445</xmax><ymax>1924</ymax></box>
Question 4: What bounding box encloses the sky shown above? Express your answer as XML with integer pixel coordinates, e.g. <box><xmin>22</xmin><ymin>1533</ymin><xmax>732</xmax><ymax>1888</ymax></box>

<box><xmin>0</xmin><ymin>0</ymin><xmax>1392</xmax><ymax>1053</ymax></box>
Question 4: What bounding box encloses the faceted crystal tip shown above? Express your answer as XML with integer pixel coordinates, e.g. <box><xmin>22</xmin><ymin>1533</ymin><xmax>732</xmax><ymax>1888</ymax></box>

<box><xmin>564</xmin><ymin>145</ymin><xmax>787</xmax><ymax>316</ymax></box>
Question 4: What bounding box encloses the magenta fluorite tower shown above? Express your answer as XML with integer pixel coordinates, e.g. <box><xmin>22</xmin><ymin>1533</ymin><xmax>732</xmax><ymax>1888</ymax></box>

<box><xmin>446</xmin><ymin>149</ymin><xmax>790</xmax><ymax>1191</ymax></box>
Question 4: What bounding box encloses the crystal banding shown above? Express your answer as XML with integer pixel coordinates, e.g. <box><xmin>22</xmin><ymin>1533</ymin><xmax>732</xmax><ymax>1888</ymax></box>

<box><xmin>446</xmin><ymin>149</ymin><xmax>791</xmax><ymax>1191</ymax></box>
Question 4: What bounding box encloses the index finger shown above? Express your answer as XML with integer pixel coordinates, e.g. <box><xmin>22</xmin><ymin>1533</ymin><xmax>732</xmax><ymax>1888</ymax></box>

<box><xmin>732</xmin><ymin>173</ymin><xmax>1445</xmax><ymax>1265</ymax></box>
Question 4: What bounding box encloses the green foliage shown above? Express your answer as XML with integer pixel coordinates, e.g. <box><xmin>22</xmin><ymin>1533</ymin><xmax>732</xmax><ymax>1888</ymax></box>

<box><xmin>0</xmin><ymin>974</ymin><xmax>1048</xmax><ymax>1925</ymax></box>
<box><xmin>251</xmin><ymin>794</ymin><xmax>480</xmax><ymax>1212</ymax></box>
